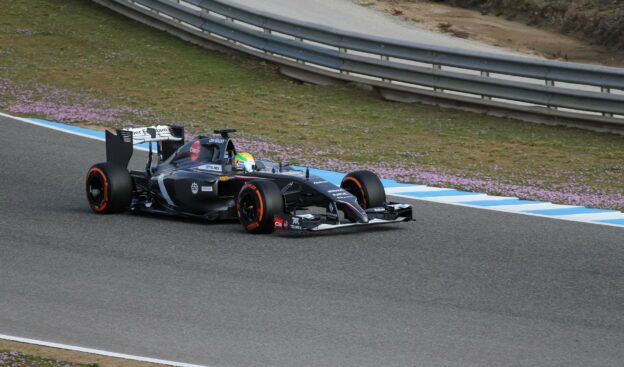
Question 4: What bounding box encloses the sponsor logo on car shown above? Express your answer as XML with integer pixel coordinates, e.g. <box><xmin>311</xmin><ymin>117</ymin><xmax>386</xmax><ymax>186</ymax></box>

<box><xmin>201</xmin><ymin>186</ymin><xmax>213</xmax><ymax>192</ymax></box>
<box><xmin>129</xmin><ymin>126</ymin><xmax>172</xmax><ymax>139</ymax></box>
<box><xmin>369</xmin><ymin>207</ymin><xmax>385</xmax><ymax>212</ymax></box>
<box><xmin>198</xmin><ymin>164</ymin><xmax>222</xmax><ymax>172</ymax></box>
<box><xmin>208</xmin><ymin>138</ymin><xmax>225</xmax><ymax>144</ymax></box>
<box><xmin>191</xmin><ymin>182</ymin><xmax>199</xmax><ymax>195</ymax></box>
<box><xmin>327</xmin><ymin>201</ymin><xmax>339</xmax><ymax>220</ymax></box>
<box><xmin>274</xmin><ymin>216</ymin><xmax>289</xmax><ymax>229</ymax></box>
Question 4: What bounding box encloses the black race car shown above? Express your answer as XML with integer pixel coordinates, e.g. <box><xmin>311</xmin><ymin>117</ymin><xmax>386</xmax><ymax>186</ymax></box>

<box><xmin>85</xmin><ymin>125</ymin><xmax>412</xmax><ymax>233</ymax></box>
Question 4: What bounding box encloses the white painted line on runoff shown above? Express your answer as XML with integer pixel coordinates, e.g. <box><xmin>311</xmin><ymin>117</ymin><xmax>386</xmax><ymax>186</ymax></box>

<box><xmin>385</xmin><ymin>186</ymin><xmax>446</xmax><ymax>194</ymax></box>
<box><xmin>1</xmin><ymin>112</ymin><xmax>623</xmax><ymax>229</ymax></box>
<box><xmin>481</xmin><ymin>203</ymin><xmax>572</xmax><ymax>212</ymax></box>
<box><xmin>0</xmin><ymin>334</ymin><xmax>209</xmax><ymax>367</ymax></box>
<box><xmin>419</xmin><ymin>194</ymin><xmax>493</xmax><ymax>204</ymax></box>
<box><xmin>0</xmin><ymin>112</ymin><xmax>105</xmax><ymax>142</ymax></box>
<box><xmin>552</xmin><ymin>212</ymin><xmax>624</xmax><ymax>221</ymax></box>
<box><xmin>0</xmin><ymin>112</ymin><xmax>149</xmax><ymax>152</ymax></box>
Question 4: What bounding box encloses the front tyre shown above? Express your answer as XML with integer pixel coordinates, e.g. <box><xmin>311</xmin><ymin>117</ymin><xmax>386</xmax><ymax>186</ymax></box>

<box><xmin>85</xmin><ymin>162</ymin><xmax>133</xmax><ymax>214</ymax></box>
<box><xmin>341</xmin><ymin>170</ymin><xmax>386</xmax><ymax>209</ymax></box>
<box><xmin>236</xmin><ymin>180</ymin><xmax>284</xmax><ymax>234</ymax></box>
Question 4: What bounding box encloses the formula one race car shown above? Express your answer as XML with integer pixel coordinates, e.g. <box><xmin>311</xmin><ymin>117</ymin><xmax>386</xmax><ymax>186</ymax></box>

<box><xmin>85</xmin><ymin>125</ymin><xmax>412</xmax><ymax>233</ymax></box>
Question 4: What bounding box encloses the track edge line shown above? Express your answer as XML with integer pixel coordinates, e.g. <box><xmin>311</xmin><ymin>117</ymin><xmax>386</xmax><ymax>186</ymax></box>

<box><xmin>0</xmin><ymin>334</ymin><xmax>210</xmax><ymax>367</ymax></box>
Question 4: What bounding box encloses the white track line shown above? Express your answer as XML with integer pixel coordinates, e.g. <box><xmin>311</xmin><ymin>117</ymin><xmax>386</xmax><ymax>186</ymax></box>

<box><xmin>0</xmin><ymin>112</ymin><xmax>105</xmax><ymax>142</ymax></box>
<box><xmin>417</xmin><ymin>194</ymin><xmax>495</xmax><ymax>204</ymax></box>
<box><xmin>385</xmin><ymin>186</ymin><xmax>450</xmax><ymax>194</ymax></box>
<box><xmin>0</xmin><ymin>113</ymin><xmax>149</xmax><ymax>152</ymax></box>
<box><xmin>486</xmin><ymin>203</ymin><xmax>578</xmax><ymax>212</ymax></box>
<box><xmin>552</xmin><ymin>212</ymin><xmax>624</xmax><ymax>221</ymax></box>
<box><xmin>0</xmin><ymin>334</ymin><xmax>209</xmax><ymax>367</ymax></box>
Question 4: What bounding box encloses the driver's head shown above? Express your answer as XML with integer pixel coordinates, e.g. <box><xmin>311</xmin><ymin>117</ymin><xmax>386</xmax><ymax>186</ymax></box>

<box><xmin>234</xmin><ymin>152</ymin><xmax>255</xmax><ymax>172</ymax></box>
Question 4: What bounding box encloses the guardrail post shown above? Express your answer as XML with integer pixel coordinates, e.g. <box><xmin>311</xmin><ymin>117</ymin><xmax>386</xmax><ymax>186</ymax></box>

<box><xmin>480</xmin><ymin>71</ymin><xmax>491</xmax><ymax>100</ymax></box>
<box><xmin>225</xmin><ymin>17</ymin><xmax>235</xmax><ymax>44</ymax></box>
<box><xmin>339</xmin><ymin>48</ymin><xmax>348</xmax><ymax>75</ymax></box>
<box><xmin>381</xmin><ymin>55</ymin><xmax>390</xmax><ymax>83</ymax></box>
<box><xmin>545</xmin><ymin>79</ymin><xmax>557</xmax><ymax>109</ymax></box>
<box><xmin>295</xmin><ymin>37</ymin><xmax>304</xmax><ymax>64</ymax></box>
<box><xmin>601</xmin><ymin>87</ymin><xmax>614</xmax><ymax>117</ymax></box>
<box><xmin>433</xmin><ymin>64</ymin><xmax>443</xmax><ymax>92</ymax></box>
<box><xmin>173</xmin><ymin>1</ymin><xmax>181</xmax><ymax>24</ymax></box>
<box><xmin>264</xmin><ymin>29</ymin><xmax>273</xmax><ymax>55</ymax></box>
<box><xmin>199</xmin><ymin>6</ymin><xmax>209</xmax><ymax>35</ymax></box>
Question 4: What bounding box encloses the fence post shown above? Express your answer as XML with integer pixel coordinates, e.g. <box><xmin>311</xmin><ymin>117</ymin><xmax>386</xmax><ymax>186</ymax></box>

<box><xmin>174</xmin><ymin>0</ymin><xmax>181</xmax><ymax>23</ymax></box>
<box><xmin>264</xmin><ymin>29</ymin><xmax>272</xmax><ymax>55</ymax></box>
<box><xmin>225</xmin><ymin>17</ymin><xmax>235</xmax><ymax>44</ymax></box>
<box><xmin>433</xmin><ymin>64</ymin><xmax>442</xmax><ymax>92</ymax></box>
<box><xmin>339</xmin><ymin>48</ymin><xmax>348</xmax><ymax>75</ymax></box>
<box><xmin>381</xmin><ymin>55</ymin><xmax>390</xmax><ymax>83</ymax></box>
<box><xmin>481</xmin><ymin>71</ymin><xmax>491</xmax><ymax>100</ymax></box>
<box><xmin>295</xmin><ymin>37</ymin><xmax>304</xmax><ymax>63</ymax></box>
<box><xmin>602</xmin><ymin>87</ymin><xmax>614</xmax><ymax>117</ymax></box>
<box><xmin>545</xmin><ymin>79</ymin><xmax>556</xmax><ymax>109</ymax></box>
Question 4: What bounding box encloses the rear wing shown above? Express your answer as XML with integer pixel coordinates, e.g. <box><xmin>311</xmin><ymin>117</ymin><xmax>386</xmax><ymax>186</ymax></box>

<box><xmin>106</xmin><ymin>125</ymin><xmax>185</xmax><ymax>168</ymax></box>
<box><xmin>122</xmin><ymin>125</ymin><xmax>184</xmax><ymax>144</ymax></box>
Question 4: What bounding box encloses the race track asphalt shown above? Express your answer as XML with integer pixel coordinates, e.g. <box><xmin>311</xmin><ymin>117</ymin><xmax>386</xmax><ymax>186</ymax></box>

<box><xmin>1</xmin><ymin>114</ymin><xmax>623</xmax><ymax>367</ymax></box>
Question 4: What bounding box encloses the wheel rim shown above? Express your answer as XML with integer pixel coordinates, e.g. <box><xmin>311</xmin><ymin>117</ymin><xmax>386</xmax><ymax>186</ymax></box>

<box><xmin>87</xmin><ymin>169</ymin><xmax>108</xmax><ymax>211</ymax></box>
<box><xmin>239</xmin><ymin>191</ymin><xmax>259</xmax><ymax>224</ymax></box>
<box><xmin>342</xmin><ymin>178</ymin><xmax>367</xmax><ymax>208</ymax></box>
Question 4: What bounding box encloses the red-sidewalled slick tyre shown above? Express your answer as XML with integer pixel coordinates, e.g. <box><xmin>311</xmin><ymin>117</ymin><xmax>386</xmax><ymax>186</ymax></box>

<box><xmin>341</xmin><ymin>170</ymin><xmax>386</xmax><ymax>209</ymax></box>
<box><xmin>236</xmin><ymin>180</ymin><xmax>284</xmax><ymax>234</ymax></box>
<box><xmin>85</xmin><ymin>162</ymin><xmax>133</xmax><ymax>214</ymax></box>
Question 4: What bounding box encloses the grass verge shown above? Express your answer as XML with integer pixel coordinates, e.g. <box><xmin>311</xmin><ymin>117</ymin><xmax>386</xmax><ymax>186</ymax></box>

<box><xmin>0</xmin><ymin>340</ymin><xmax>161</xmax><ymax>367</ymax></box>
<box><xmin>1</xmin><ymin>0</ymin><xmax>623</xmax><ymax>209</ymax></box>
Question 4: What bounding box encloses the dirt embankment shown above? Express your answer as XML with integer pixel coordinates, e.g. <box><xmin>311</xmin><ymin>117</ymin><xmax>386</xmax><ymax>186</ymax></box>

<box><xmin>355</xmin><ymin>0</ymin><xmax>624</xmax><ymax>66</ymax></box>
<box><xmin>435</xmin><ymin>0</ymin><xmax>624</xmax><ymax>52</ymax></box>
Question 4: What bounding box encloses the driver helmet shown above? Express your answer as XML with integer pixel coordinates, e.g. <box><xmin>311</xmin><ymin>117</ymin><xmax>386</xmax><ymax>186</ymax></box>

<box><xmin>234</xmin><ymin>152</ymin><xmax>255</xmax><ymax>172</ymax></box>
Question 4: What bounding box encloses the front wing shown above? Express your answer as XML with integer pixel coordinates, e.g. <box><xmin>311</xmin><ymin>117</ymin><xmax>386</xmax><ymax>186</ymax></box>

<box><xmin>273</xmin><ymin>203</ymin><xmax>413</xmax><ymax>232</ymax></box>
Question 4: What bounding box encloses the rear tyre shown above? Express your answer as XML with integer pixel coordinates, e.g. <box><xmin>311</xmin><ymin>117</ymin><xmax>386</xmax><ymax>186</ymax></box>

<box><xmin>85</xmin><ymin>162</ymin><xmax>133</xmax><ymax>214</ymax></box>
<box><xmin>236</xmin><ymin>180</ymin><xmax>284</xmax><ymax>234</ymax></box>
<box><xmin>341</xmin><ymin>170</ymin><xmax>386</xmax><ymax>209</ymax></box>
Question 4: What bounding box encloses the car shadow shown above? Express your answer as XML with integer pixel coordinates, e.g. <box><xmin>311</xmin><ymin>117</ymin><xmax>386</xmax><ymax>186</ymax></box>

<box><xmin>67</xmin><ymin>205</ymin><xmax>411</xmax><ymax>237</ymax></box>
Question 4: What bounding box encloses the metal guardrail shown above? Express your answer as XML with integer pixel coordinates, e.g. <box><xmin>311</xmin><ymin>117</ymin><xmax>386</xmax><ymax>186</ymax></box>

<box><xmin>97</xmin><ymin>0</ymin><xmax>624</xmax><ymax>128</ymax></box>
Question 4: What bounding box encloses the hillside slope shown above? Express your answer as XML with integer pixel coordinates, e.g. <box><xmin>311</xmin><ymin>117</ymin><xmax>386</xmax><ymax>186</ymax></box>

<box><xmin>434</xmin><ymin>0</ymin><xmax>624</xmax><ymax>51</ymax></box>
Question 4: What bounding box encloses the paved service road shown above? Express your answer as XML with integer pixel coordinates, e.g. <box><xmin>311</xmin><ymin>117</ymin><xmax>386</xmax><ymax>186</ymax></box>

<box><xmin>1</xmin><ymin>115</ymin><xmax>623</xmax><ymax>367</ymax></box>
<box><xmin>226</xmin><ymin>0</ymin><xmax>516</xmax><ymax>55</ymax></box>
